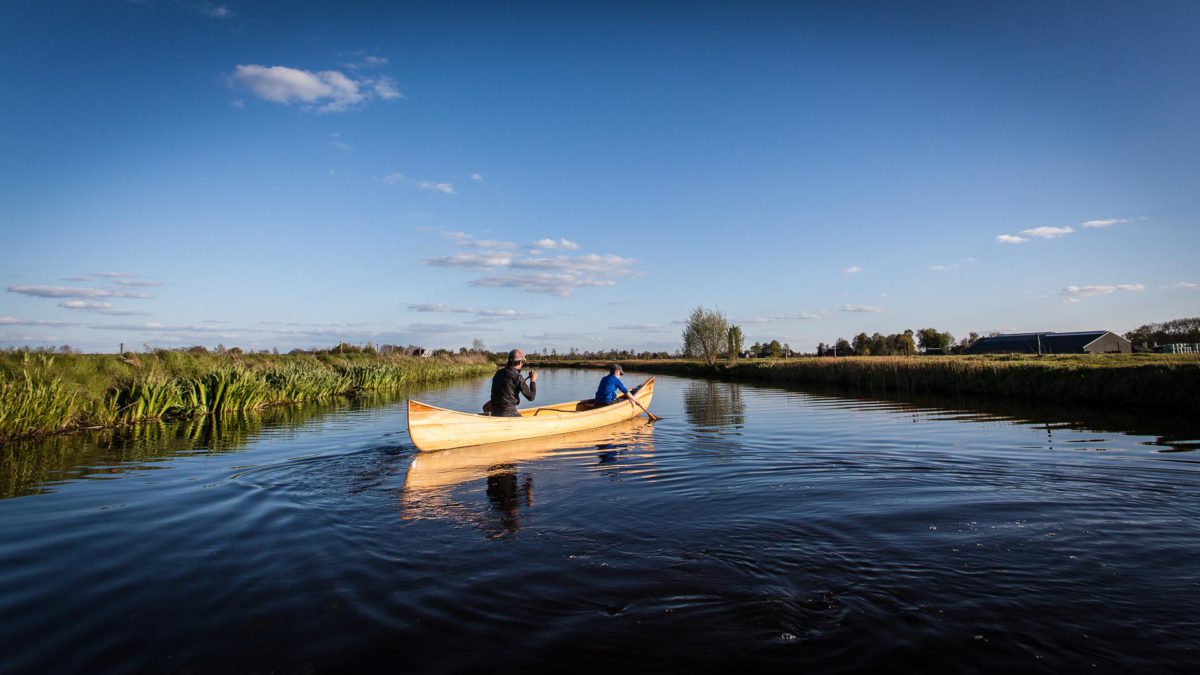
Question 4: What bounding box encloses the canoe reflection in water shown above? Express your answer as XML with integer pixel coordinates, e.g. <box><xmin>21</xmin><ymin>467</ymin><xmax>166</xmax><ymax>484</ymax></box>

<box><xmin>401</xmin><ymin>418</ymin><xmax>655</xmax><ymax>537</ymax></box>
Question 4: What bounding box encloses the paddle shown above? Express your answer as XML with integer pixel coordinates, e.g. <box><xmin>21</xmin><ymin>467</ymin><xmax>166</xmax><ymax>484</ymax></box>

<box><xmin>625</xmin><ymin>389</ymin><xmax>660</xmax><ymax>422</ymax></box>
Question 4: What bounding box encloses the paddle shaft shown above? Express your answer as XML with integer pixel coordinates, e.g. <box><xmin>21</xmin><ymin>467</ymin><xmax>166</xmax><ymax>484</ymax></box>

<box><xmin>627</xmin><ymin>392</ymin><xmax>660</xmax><ymax>422</ymax></box>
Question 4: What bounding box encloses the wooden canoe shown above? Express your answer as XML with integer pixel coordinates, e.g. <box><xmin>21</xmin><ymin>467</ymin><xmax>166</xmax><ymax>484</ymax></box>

<box><xmin>405</xmin><ymin>417</ymin><xmax>654</xmax><ymax>491</ymax></box>
<box><xmin>407</xmin><ymin>377</ymin><xmax>655</xmax><ymax>452</ymax></box>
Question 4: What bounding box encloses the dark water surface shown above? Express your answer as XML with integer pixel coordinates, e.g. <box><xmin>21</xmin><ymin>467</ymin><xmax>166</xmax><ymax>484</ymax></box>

<box><xmin>2</xmin><ymin>370</ymin><xmax>1198</xmax><ymax>674</ymax></box>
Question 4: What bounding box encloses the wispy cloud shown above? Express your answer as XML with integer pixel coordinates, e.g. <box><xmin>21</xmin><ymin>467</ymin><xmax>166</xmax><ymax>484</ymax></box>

<box><xmin>0</xmin><ymin>317</ymin><xmax>79</xmax><ymax>327</ymax></box>
<box><xmin>376</xmin><ymin>172</ymin><xmax>407</xmax><ymax>185</ymax></box>
<box><xmin>929</xmin><ymin>264</ymin><xmax>959</xmax><ymax>272</ymax></box>
<box><xmin>996</xmin><ymin>234</ymin><xmax>1028</xmax><ymax>244</ymax></box>
<box><xmin>843</xmin><ymin>266</ymin><xmax>861</xmax><ymax>274</ymax></box>
<box><xmin>470</xmin><ymin>273</ymin><xmax>616</xmax><ymax>297</ymax></box>
<box><xmin>533</xmin><ymin>238</ymin><xmax>581</xmax><ymax>250</ymax></box>
<box><xmin>407</xmin><ymin>303</ymin><xmax>525</xmax><ymax>319</ymax></box>
<box><xmin>112</xmin><ymin>279</ymin><xmax>164</xmax><ymax>288</ymax></box>
<box><xmin>425</xmin><ymin>232</ymin><xmax>640</xmax><ymax>296</ymax></box>
<box><xmin>58</xmin><ymin>301</ymin><xmax>149</xmax><ymax>316</ymax></box>
<box><xmin>200</xmin><ymin>3</ymin><xmax>231</xmax><ymax>18</ymax></box>
<box><xmin>1173</xmin><ymin>282</ymin><xmax>1199</xmax><ymax>289</ymax></box>
<box><xmin>7</xmin><ymin>285</ymin><xmax>154</xmax><ymax>299</ymax></box>
<box><xmin>1060</xmin><ymin>284</ymin><xmax>1145</xmax><ymax>302</ymax></box>
<box><xmin>1022</xmin><ymin>226</ymin><xmax>1075</xmax><ymax>239</ymax></box>
<box><xmin>470</xmin><ymin>173</ymin><xmax>484</xmax><ymax>182</ymax></box>
<box><xmin>610</xmin><ymin>324</ymin><xmax>667</xmax><ymax>331</ymax></box>
<box><xmin>329</xmin><ymin>132</ymin><xmax>352</xmax><ymax>151</ymax></box>
<box><xmin>417</xmin><ymin>180</ymin><xmax>454</xmax><ymax>194</ymax></box>
<box><xmin>424</xmin><ymin>253</ymin><xmax>514</xmax><ymax>268</ymax></box>
<box><xmin>227</xmin><ymin>64</ymin><xmax>402</xmax><ymax>113</ymax></box>
<box><xmin>840</xmin><ymin>304</ymin><xmax>882</xmax><ymax>313</ymax></box>
<box><xmin>1082</xmin><ymin>217</ymin><xmax>1133</xmax><ymax>228</ymax></box>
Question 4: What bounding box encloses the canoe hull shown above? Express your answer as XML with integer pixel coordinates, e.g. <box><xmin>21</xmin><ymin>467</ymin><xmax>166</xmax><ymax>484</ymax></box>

<box><xmin>407</xmin><ymin>378</ymin><xmax>655</xmax><ymax>452</ymax></box>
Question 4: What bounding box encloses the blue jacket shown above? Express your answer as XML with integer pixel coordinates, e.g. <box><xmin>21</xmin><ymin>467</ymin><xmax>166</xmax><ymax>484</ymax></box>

<box><xmin>594</xmin><ymin>374</ymin><xmax>629</xmax><ymax>404</ymax></box>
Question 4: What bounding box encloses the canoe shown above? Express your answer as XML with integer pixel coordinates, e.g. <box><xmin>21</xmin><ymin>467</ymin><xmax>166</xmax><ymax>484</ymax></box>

<box><xmin>407</xmin><ymin>377</ymin><xmax>655</xmax><ymax>452</ymax></box>
<box><xmin>405</xmin><ymin>417</ymin><xmax>655</xmax><ymax>491</ymax></box>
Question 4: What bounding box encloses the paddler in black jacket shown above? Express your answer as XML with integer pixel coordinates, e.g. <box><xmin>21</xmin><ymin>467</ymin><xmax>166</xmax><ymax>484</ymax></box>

<box><xmin>489</xmin><ymin>348</ymin><xmax>537</xmax><ymax>417</ymax></box>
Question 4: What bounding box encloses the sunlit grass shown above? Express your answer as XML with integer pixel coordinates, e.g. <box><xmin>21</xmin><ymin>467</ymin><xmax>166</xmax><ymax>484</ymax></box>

<box><xmin>0</xmin><ymin>350</ymin><xmax>493</xmax><ymax>442</ymax></box>
<box><xmin>544</xmin><ymin>354</ymin><xmax>1200</xmax><ymax>411</ymax></box>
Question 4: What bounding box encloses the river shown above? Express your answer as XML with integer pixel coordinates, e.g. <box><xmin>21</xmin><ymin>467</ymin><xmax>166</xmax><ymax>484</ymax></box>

<box><xmin>1</xmin><ymin>369</ymin><xmax>1197</xmax><ymax>673</ymax></box>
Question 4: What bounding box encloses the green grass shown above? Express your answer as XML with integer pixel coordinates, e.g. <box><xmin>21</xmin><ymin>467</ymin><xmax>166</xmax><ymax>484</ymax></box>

<box><xmin>0</xmin><ymin>350</ymin><xmax>493</xmax><ymax>443</ymax></box>
<box><xmin>542</xmin><ymin>354</ymin><xmax>1200</xmax><ymax>412</ymax></box>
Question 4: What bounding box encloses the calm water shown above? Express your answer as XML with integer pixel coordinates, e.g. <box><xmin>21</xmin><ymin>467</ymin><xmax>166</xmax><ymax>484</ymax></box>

<box><xmin>2</xmin><ymin>369</ymin><xmax>1198</xmax><ymax>674</ymax></box>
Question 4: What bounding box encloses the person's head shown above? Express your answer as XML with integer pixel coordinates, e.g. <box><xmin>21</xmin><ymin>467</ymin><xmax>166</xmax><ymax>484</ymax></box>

<box><xmin>609</xmin><ymin>363</ymin><xmax>622</xmax><ymax>376</ymax></box>
<box><xmin>507</xmin><ymin>348</ymin><xmax>526</xmax><ymax>369</ymax></box>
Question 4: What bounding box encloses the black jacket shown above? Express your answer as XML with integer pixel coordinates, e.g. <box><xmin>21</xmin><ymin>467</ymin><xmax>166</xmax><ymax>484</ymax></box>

<box><xmin>490</xmin><ymin>366</ymin><xmax>535</xmax><ymax>415</ymax></box>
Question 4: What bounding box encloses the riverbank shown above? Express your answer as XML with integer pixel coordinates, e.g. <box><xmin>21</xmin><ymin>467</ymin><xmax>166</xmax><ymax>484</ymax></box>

<box><xmin>538</xmin><ymin>354</ymin><xmax>1200</xmax><ymax>412</ymax></box>
<box><xmin>0</xmin><ymin>350</ymin><xmax>494</xmax><ymax>443</ymax></box>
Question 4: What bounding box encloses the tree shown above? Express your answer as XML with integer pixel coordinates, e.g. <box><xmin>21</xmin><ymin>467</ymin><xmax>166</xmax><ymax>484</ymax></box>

<box><xmin>851</xmin><ymin>332</ymin><xmax>871</xmax><ymax>356</ymax></box>
<box><xmin>894</xmin><ymin>330</ymin><xmax>916</xmax><ymax>356</ymax></box>
<box><xmin>834</xmin><ymin>338</ymin><xmax>851</xmax><ymax>356</ymax></box>
<box><xmin>726</xmin><ymin>325</ymin><xmax>744</xmax><ymax>364</ymax></box>
<box><xmin>766</xmin><ymin>339</ymin><xmax>783</xmax><ymax>358</ymax></box>
<box><xmin>471</xmin><ymin>338</ymin><xmax>487</xmax><ymax>353</ymax></box>
<box><xmin>1125</xmin><ymin>317</ymin><xmax>1200</xmax><ymax>349</ymax></box>
<box><xmin>682</xmin><ymin>306</ymin><xmax>728</xmax><ymax>366</ymax></box>
<box><xmin>916</xmin><ymin>328</ymin><xmax>953</xmax><ymax>353</ymax></box>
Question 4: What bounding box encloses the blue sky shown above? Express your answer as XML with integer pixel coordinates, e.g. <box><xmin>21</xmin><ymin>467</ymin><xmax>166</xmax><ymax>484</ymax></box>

<box><xmin>2</xmin><ymin>1</ymin><xmax>1197</xmax><ymax>353</ymax></box>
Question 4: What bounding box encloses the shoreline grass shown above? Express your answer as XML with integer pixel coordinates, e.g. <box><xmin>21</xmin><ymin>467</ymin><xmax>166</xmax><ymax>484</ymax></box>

<box><xmin>539</xmin><ymin>354</ymin><xmax>1200</xmax><ymax>412</ymax></box>
<box><xmin>0</xmin><ymin>350</ymin><xmax>494</xmax><ymax>443</ymax></box>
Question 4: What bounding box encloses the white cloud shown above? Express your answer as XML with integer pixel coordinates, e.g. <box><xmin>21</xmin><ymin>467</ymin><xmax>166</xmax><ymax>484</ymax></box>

<box><xmin>329</xmin><ymin>133</ymin><xmax>352</xmax><ymax>151</ymax></box>
<box><xmin>470</xmin><ymin>173</ymin><xmax>484</xmax><ymax>181</ymax></box>
<box><xmin>58</xmin><ymin>301</ymin><xmax>149</xmax><ymax>316</ymax></box>
<box><xmin>113</xmin><ymin>279</ymin><xmax>163</xmax><ymax>287</ymax></box>
<box><xmin>1022</xmin><ymin>226</ymin><xmax>1075</xmax><ymax>239</ymax></box>
<box><xmin>1060</xmin><ymin>284</ymin><xmax>1146</xmax><ymax>302</ymax></box>
<box><xmin>610</xmin><ymin>324</ymin><xmax>667</xmax><ymax>331</ymax></box>
<box><xmin>407</xmin><ymin>303</ymin><xmax>524</xmax><ymax>319</ymax></box>
<box><xmin>230</xmin><ymin>99</ymin><xmax>245</xmax><ymax>109</ymax></box>
<box><xmin>843</xmin><ymin>266</ymin><xmax>861</xmax><ymax>274</ymax></box>
<box><xmin>1082</xmin><ymin>218</ymin><xmax>1132</xmax><ymax>228</ymax></box>
<box><xmin>533</xmin><ymin>238</ymin><xmax>581</xmax><ymax>250</ymax></box>
<box><xmin>200</xmin><ymin>3</ymin><xmax>231</xmax><ymax>18</ymax></box>
<box><xmin>0</xmin><ymin>317</ymin><xmax>78</xmax><ymax>327</ymax></box>
<box><xmin>228</xmin><ymin>64</ymin><xmax>401</xmax><ymax>113</ymax></box>
<box><xmin>1175</xmin><ymin>282</ymin><xmax>1200</xmax><ymax>289</ymax></box>
<box><xmin>996</xmin><ymin>234</ymin><xmax>1028</xmax><ymax>244</ymax></box>
<box><xmin>376</xmin><ymin>173</ymin><xmax>407</xmax><ymax>185</ymax></box>
<box><xmin>424</xmin><ymin>253</ymin><xmax>513</xmax><ymax>269</ymax></box>
<box><xmin>470</xmin><ymin>273</ymin><xmax>615</xmax><ymax>297</ymax></box>
<box><xmin>438</xmin><ymin>231</ymin><xmax>518</xmax><ymax>250</ymax></box>
<box><xmin>929</xmin><ymin>264</ymin><xmax>959</xmax><ymax>272</ymax></box>
<box><xmin>372</xmin><ymin>76</ymin><xmax>403</xmax><ymax>100</ymax></box>
<box><xmin>840</xmin><ymin>304</ymin><xmax>882</xmax><ymax>313</ymax></box>
<box><xmin>512</xmin><ymin>253</ymin><xmax>638</xmax><ymax>276</ymax></box>
<box><xmin>7</xmin><ymin>285</ymin><xmax>154</xmax><ymax>299</ymax></box>
<box><xmin>418</xmin><ymin>180</ymin><xmax>455</xmax><ymax>194</ymax></box>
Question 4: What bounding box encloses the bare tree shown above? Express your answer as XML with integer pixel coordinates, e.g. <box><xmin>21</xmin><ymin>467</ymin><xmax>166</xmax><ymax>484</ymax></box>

<box><xmin>470</xmin><ymin>338</ymin><xmax>487</xmax><ymax>353</ymax></box>
<box><xmin>682</xmin><ymin>306</ymin><xmax>728</xmax><ymax>366</ymax></box>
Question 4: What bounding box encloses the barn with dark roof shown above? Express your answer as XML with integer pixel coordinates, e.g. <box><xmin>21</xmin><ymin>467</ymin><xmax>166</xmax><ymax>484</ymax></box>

<box><xmin>966</xmin><ymin>331</ymin><xmax>1131</xmax><ymax>355</ymax></box>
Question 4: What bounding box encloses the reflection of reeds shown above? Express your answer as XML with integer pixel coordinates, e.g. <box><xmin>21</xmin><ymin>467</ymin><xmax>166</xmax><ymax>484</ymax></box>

<box><xmin>0</xmin><ymin>402</ymin><xmax>351</xmax><ymax>499</ymax></box>
<box><xmin>0</xmin><ymin>351</ymin><xmax>493</xmax><ymax>442</ymax></box>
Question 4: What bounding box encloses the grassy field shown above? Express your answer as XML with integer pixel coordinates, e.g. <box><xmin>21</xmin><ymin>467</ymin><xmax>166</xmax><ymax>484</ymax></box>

<box><xmin>540</xmin><ymin>354</ymin><xmax>1200</xmax><ymax>412</ymax></box>
<box><xmin>0</xmin><ymin>350</ymin><xmax>494</xmax><ymax>443</ymax></box>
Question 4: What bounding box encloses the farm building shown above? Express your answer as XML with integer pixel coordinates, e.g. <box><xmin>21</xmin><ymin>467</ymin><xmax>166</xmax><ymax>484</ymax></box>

<box><xmin>966</xmin><ymin>331</ymin><xmax>1131</xmax><ymax>355</ymax></box>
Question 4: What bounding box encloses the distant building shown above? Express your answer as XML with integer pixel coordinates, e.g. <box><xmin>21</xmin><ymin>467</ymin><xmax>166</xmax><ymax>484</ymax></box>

<box><xmin>966</xmin><ymin>331</ymin><xmax>1131</xmax><ymax>355</ymax></box>
<box><xmin>412</xmin><ymin>347</ymin><xmax>432</xmax><ymax>357</ymax></box>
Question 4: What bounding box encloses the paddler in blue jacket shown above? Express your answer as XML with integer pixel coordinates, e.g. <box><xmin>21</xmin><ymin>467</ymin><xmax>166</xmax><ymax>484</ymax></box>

<box><xmin>594</xmin><ymin>363</ymin><xmax>629</xmax><ymax>406</ymax></box>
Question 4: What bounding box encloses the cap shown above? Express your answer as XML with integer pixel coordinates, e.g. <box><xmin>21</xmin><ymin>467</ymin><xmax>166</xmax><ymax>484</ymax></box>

<box><xmin>609</xmin><ymin>363</ymin><xmax>622</xmax><ymax>374</ymax></box>
<box><xmin>508</xmin><ymin>349</ymin><xmax>525</xmax><ymax>363</ymax></box>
